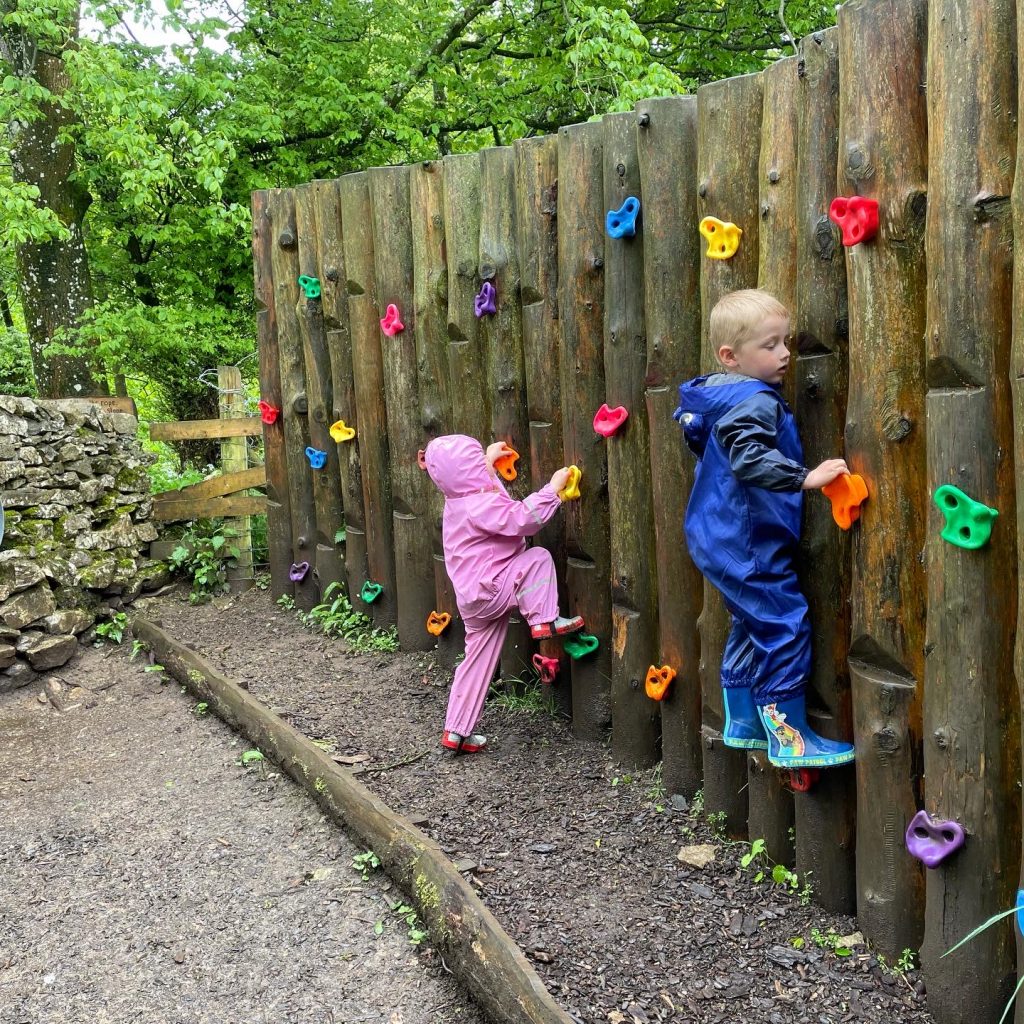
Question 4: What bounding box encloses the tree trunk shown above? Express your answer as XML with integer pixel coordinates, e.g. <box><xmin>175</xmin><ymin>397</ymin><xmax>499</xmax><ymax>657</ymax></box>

<box><xmin>2</xmin><ymin>5</ymin><xmax>97</xmax><ymax>396</ymax></box>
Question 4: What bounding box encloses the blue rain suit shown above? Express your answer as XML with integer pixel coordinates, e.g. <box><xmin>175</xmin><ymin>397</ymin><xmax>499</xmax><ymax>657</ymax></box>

<box><xmin>674</xmin><ymin>374</ymin><xmax>810</xmax><ymax>706</ymax></box>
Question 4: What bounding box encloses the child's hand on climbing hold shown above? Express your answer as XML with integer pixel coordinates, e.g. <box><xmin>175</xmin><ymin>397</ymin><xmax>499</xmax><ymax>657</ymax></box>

<box><xmin>802</xmin><ymin>458</ymin><xmax>850</xmax><ymax>490</ymax></box>
<box><xmin>485</xmin><ymin>441</ymin><xmax>511</xmax><ymax>470</ymax></box>
<box><xmin>549</xmin><ymin>467</ymin><xmax>571</xmax><ymax>493</ymax></box>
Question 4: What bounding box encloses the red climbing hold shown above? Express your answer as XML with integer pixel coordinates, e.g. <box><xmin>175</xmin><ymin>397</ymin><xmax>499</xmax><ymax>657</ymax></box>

<box><xmin>593</xmin><ymin>403</ymin><xmax>628</xmax><ymax>437</ymax></box>
<box><xmin>532</xmin><ymin>653</ymin><xmax>560</xmax><ymax>684</ymax></box>
<box><xmin>828</xmin><ymin>196</ymin><xmax>879</xmax><ymax>246</ymax></box>
<box><xmin>258</xmin><ymin>400</ymin><xmax>280</xmax><ymax>425</ymax></box>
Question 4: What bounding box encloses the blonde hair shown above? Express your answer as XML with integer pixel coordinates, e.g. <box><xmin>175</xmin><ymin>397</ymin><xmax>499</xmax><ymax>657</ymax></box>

<box><xmin>709</xmin><ymin>289</ymin><xmax>790</xmax><ymax>363</ymax></box>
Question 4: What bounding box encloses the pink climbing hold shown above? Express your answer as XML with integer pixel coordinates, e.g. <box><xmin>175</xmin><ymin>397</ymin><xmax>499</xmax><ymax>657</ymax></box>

<box><xmin>593</xmin><ymin>403</ymin><xmax>629</xmax><ymax>437</ymax></box>
<box><xmin>380</xmin><ymin>304</ymin><xmax>404</xmax><ymax>336</ymax></box>
<box><xmin>532</xmin><ymin>653</ymin><xmax>560</xmax><ymax>685</ymax></box>
<box><xmin>257</xmin><ymin>400</ymin><xmax>280</xmax><ymax>425</ymax></box>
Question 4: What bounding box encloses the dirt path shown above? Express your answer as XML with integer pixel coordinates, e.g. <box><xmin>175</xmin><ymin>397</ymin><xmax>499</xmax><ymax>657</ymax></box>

<box><xmin>0</xmin><ymin>643</ymin><xmax>484</xmax><ymax>1024</ymax></box>
<box><xmin>148</xmin><ymin>587</ymin><xmax>935</xmax><ymax>1024</ymax></box>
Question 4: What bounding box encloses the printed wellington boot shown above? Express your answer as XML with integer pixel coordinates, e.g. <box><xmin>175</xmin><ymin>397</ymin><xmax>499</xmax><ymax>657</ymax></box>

<box><xmin>441</xmin><ymin>730</ymin><xmax>487</xmax><ymax>754</ymax></box>
<box><xmin>530</xmin><ymin>615</ymin><xmax>585</xmax><ymax>640</ymax></box>
<box><xmin>722</xmin><ymin>686</ymin><xmax>769</xmax><ymax>750</ymax></box>
<box><xmin>757</xmin><ymin>697</ymin><xmax>855</xmax><ymax>768</ymax></box>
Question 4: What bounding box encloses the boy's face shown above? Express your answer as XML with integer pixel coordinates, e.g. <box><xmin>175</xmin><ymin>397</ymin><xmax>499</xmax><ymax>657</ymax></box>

<box><xmin>718</xmin><ymin>314</ymin><xmax>790</xmax><ymax>385</ymax></box>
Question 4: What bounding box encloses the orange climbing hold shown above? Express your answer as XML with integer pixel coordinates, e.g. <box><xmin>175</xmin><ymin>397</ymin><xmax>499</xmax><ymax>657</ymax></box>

<box><xmin>494</xmin><ymin>446</ymin><xmax>519</xmax><ymax>482</ymax></box>
<box><xmin>426</xmin><ymin>611</ymin><xmax>452</xmax><ymax>636</ymax></box>
<box><xmin>559</xmin><ymin>465</ymin><xmax>582</xmax><ymax>502</ymax></box>
<box><xmin>822</xmin><ymin>473</ymin><xmax>868</xmax><ymax>530</ymax></box>
<box><xmin>645</xmin><ymin>664</ymin><xmax>676</xmax><ymax>701</ymax></box>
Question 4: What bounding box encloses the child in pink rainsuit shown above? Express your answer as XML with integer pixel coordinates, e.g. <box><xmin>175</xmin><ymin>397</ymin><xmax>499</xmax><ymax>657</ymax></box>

<box><xmin>421</xmin><ymin>435</ymin><xmax>584</xmax><ymax>754</ymax></box>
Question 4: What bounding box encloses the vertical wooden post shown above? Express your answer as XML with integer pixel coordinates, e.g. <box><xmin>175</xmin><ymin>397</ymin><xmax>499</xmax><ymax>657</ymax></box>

<box><xmin>339</xmin><ymin>171</ymin><xmax>397</xmax><ymax>626</ymax></box>
<box><xmin>793</xmin><ymin>26</ymin><xmax>856</xmax><ymax>916</ymax></box>
<box><xmin>838</xmin><ymin>0</ymin><xmax>928</xmax><ymax>958</ymax></box>
<box><xmin>251</xmin><ymin>189</ymin><xmax>294</xmax><ymax>599</ymax></box>
<box><xmin>217</xmin><ymin>365</ymin><xmax>253</xmax><ymax>590</ymax></box>
<box><xmin>603</xmin><ymin>111</ymin><xmax>659</xmax><ymax>769</ymax></box>
<box><xmin>479</xmin><ymin>146</ymin><xmax>533</xmax><ymax>679</ymax></box>
<box><xmin>515</xmin><ymin>135</ymin><xmax>569</xmax><ymax>713</ymax></box>
<box><xmin>295</xmin><ymin>181</ymin><xmax>345</xmax><ymax>594</ymax></box>
<box><xmin>411</xmin><ymin>159</ymin><xmax>461</xmax><ymax>666</ymax></box>
<box><xmin>312</xmin><ymin>177</ymin><xmax>366</xmax><ymax>608</ymax></box>
<box><xmin>558</xmin><ymin>121</ymin><xmax>612</xmax><ymax>740</ymax></box>
<box><xmin>636</xmin><ymin>95</ymin><xmax>703</xmax><ymax>798</ymax></box>
<box><xmin>922</xmin><ymin>1</ymin><xmax>1020</xmax><ymax>1017</ymax></box>
<box><xmin>267</xmin><ymin>187</ymin><xmax>318</xmax><ymax>610</ymax></box>
<box><xmin>696</xmin><ymin>71</ymin><xmax>764</xmax><ymax>838</ymax></box>
<box><xmin>749</xmin><ymin>54</ymin><xmax>800</xmax><ymax>865</ymax></box>
<box><xmin>369</xmin><ymin>166</ymin><xmax>435</xmax><ymax>652</ymax></box>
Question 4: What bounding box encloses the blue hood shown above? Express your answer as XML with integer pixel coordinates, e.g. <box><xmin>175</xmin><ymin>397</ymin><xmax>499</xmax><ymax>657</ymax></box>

<box><xmin>673</xmin><ymin>374</ymin><xmax>777</xmax><ymax>458</ymax></box>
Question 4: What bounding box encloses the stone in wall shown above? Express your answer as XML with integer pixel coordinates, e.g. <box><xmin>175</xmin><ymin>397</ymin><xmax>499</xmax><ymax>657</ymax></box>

<box><xmin>0</xmin><ymin>396</ymin><xmax>168</xmax><ymax>689</ymax></box>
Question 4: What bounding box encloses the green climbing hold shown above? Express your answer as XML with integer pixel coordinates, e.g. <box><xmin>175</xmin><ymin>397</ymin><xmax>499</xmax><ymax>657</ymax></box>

<box><xmin>361</xmin><ymin>580</ymin><xmax>383</xmax><ymax>603</ymax></box>
<box><xmin>933</xmin><ymin>484</ymin><xmax>998</xmax><ymax>550</ymax></box>
<box><xmin>298</xmin><ymin>274</ymin><xmax>322</xmax><ymax>299</ymax></box>
<box><xmin>563</xmin><ymin>632</ymin><xmax>599</xmax><ymax>659</ymax></box>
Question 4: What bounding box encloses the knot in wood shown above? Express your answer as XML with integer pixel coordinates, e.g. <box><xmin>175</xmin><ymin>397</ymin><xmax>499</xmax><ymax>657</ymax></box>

<box><xmin>279</xmin><ymin>230</ymin><xmax>296</xmax><ymax>249</ymax></box>
<box><xmin>797</xmin><ymin>58</ymin><xmax>806</xmax><ymax>78</ymax></box>
<box><xmin>768</xmin><ymin>169</ymin><xmax>780</xmax><ymax>184</ymax></box>
<box><xmin>291</xmin><ymin>393</ymin><xmax>309</xmax><ymax>415</ymax></box>
<box><xmin>761</xmin><ymin>202</ymin><xmax>770</xmax><ymax>219</ymax></box>
<box><xmin>875</xmin><ymin>727</ymin><xmax>900</xmax><ymax>754</ymax></box>
<box><xmin>297</xmin><ymin>535</ymin><xmax>309</xmax><ymax>548</ymax></box>
<box><xmin>814</xmin><ymin>216</ymin><xmax>837</xmax><ymax>260</ymax></box>
<box><xmin>637</xmin><ymin>112</ymin><xmax>650</xmax><ymax>128</ymax></box>
<box><xmin>933</xmin><ymin>728</ymin><xmax>950</xmax><ymax>750</ymax></box>
<box><xmin>698</xmin><ymin>182</ymin><xmax>708</xmax><ymax>198</ymax></box>
<box><xmin>615</xmin><ymin>162</ymin><xmax>626</xmax><ymax>177</ymax></box>
<box><xmin>325</xmin><ymin>267</ymin><xmax>339</xmax><ymax>281</ymax></box>
<box><xmin>590</xmin><ymin>256</ymin><xmax>604</xmax><ymax>271</ymax></box>
<box><xmin>480</xmin><ymin>263</ymin><xmax>496</xmax><ymax>280</ymax></box>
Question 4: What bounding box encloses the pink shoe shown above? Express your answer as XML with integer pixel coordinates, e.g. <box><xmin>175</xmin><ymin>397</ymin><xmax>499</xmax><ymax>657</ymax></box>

<box><xmin>441</xmin><ymin>731</ymin><xmax>487</xmax><ymax>754</ymax></box>
<box><xmin>530</xmin><ymin>615</ymin><xmax>585</xmax><ymax>640</ymax></box>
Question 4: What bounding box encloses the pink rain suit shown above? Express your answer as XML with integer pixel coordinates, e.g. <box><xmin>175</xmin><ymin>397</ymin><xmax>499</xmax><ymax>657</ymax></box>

<box><xmin>424</xmin><ymin>435</ymin><xmax>564</xmax><ymax>736</ymax></box>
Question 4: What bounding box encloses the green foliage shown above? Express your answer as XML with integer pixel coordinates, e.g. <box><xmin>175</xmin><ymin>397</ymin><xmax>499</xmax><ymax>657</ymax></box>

<box><xmin>193</xmin><ymin>701</ymin><xmax>209</xmax><ymax>715</ymax></box>
<box><xmin>94</xmin><ymin>611</ymin><xmax>128</xmax><ymax>645</ymax></box>
<box><xmin>809</xmin><ymin>927</ymin><xmax>853</xmax><ymax>957</ymax></box>
<box><xmin>300</xmin><ymin>582</ymin><xmax>399</xmax><ymax>653</ymax></box>
<box><xmin>240</xmin><ymin>749</ymin><xmax>264</xmax><ymax>765</ymax></box>
<box><xmin>488</xmin><ymin>672</ymin><xmax>557</xmax><ymax>716</ymax></box>
<box><xmin>395</xmin><ymin>903</ymin><xmax>428</xmax><ymax>946</ymax></box>
<box><xmin>168</xmin><ymin>521</ymin><xmax>240</xmax><ymax>602</ymax></box>
<box><xmin>352</xmin><ymin>849</ymin><xmax>381</xmax><ymax>882</ymax></box>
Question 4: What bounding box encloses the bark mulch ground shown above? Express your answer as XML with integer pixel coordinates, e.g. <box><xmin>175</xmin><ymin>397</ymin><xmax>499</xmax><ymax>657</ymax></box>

<box><xmin>147</xmin><ymin>586</ymin><xmax>936</xmax><ymax>1024</ymax></box>
<box><xmin>0</xmin><ymin>641</ymin><xmax>484</xmax><ymax>1024</ymax></box>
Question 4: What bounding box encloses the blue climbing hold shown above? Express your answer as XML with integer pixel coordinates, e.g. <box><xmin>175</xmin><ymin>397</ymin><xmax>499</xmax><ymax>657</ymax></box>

<box><xmin>305</xmin><ymin>446</ymin><xmax>327</xmax><ymax>469</ymax></box>
<box><xmin>1017</xmin><ymin>890</ymin><xmax>1024</xmax><ymax>936</ymax></box>
<box><xmin>606</xmin><ymin>197</ymin><xmax>640</xmax><ymax>238</ymax></box>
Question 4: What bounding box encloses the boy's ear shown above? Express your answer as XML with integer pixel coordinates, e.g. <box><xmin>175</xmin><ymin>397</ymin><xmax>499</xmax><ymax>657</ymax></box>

<box><xmin>718</xmin><ymin>344</ymin><xmax>739</xmax><ymax>368</ymax></box>
<box><xmin>417</xmin><ymin>448</ymin><xmax>427</xmax><ymax>470</ymax></box>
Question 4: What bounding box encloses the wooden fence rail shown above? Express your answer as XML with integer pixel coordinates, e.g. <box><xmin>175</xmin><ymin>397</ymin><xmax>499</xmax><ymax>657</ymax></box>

<box><xmin>251</xmin><ymin>2</ymin><xmax>1024</xmax><ymax>1018</ymax></box>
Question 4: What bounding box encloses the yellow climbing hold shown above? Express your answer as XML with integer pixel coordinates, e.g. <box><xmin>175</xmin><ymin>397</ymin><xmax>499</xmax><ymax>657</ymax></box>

<box><xmin>329</xmin><ymin>419</ymin><xmax>357</xmax><ymax>443</ymax></box>
<box><xmin>559</xmin><ymin>465</ymin><xmax>582</xmax><ymax>502</ymax></box>
<box><xmin>699</xmin><ymin>216</ymin><xmax>742</xmax><ymax>260</ymax></box>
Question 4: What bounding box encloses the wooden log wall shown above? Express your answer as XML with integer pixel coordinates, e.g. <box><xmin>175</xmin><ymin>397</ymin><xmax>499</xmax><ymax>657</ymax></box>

<box><xmin>252</xmin><ymin>3</ymin><xmax>1024</xmax><ymax>1001</ymax></box>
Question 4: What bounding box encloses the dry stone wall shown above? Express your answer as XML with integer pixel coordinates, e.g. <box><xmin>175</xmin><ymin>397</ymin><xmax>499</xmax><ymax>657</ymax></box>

<box><xmin>0</xmin><ymin>396</ymin><xmax>166</xmax><ymax>689</ymax></box>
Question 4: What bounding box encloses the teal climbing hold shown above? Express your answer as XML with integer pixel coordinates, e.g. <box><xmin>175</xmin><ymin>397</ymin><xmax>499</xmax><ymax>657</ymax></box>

<box><xmin>298</xmin><ymin>274</ymin><xmax>322</xmax><ymax>299</ymax></box>
<box><xmin>933</xmin><ymin>484</ymin><xmax>998</xmax><ymax>550</ymax></box>
<box><xmin>361</xmin><ymin>580</ymin><xmax>383</xmax><ymax>604</ymax></box>
<box><xmin>563</xmin><ymin>632</ymin><xmax>599</xmax><ymax>660</ymax></box>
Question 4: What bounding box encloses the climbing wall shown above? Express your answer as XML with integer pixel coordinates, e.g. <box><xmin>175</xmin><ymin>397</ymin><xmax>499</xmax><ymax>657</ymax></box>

<box><xmin>251</xmin><ymin>1</ymin><xmax>1024</xmax><ymax>1016</ymax></box>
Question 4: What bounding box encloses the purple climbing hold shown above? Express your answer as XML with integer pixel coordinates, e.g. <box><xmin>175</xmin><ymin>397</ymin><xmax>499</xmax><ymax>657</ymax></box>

<box><xmin>905</xmin><ymin>809</ymin><xmax>965</xmax><ymax>868</ymax></box>
<box><xmin>289</xmin><ymin>561</ymin><xmax>310</xmax><ymax>582</ymax></box>
<box><xmin>474</xmin><ymin>281</ymin><xmax>497</xmax><ymax>318</ymax></box>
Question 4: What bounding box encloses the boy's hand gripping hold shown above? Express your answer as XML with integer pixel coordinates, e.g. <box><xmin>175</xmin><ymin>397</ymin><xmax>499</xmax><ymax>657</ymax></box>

<box><xmin>801</xmin><ymin>458</ymin><xmax>849</xmax><ymax>491</ymax></box>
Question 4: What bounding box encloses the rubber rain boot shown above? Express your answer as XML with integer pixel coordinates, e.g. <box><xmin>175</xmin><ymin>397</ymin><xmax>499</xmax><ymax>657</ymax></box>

<box><xmin>757</xmin><ymin>697</ymin><xmax>855</xmax><ymax>768</ymax></box>
<box><xmin>722</xmin><ymin>686</ymin><xmax>768</xmax><ymax>750</ymax></box>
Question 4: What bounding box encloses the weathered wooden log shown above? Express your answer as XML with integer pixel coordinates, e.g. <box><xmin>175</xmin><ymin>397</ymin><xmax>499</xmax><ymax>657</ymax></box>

<box><xmin>479</xmin><ymin>146</ymin><xmax>533</xmax><ymax>679</ymax></box>
<box><xmin>411</xmin><ymin>160</ymin><xmax>463</xmax><ymax>667</ymax></box>
<box><xmin>837</xmin><ymin>0</ymin><xmax>928</xmax><ymax>957</ymax></box>
<box><xmin>696</xmin><ymin>72</ymin><xmax>764</xmax><ymax>838</ymax></box>
<box><xmin>921</xmin><ymin>3</ymin><xmax>1019</xmax><ymax>1015</ymax></box>
<box><xmin>338</xmin><ymin>172</ymin><xmax>397</xmax><ymax>625</ymax></box>
<box><xmin>217</xmin><ymin>365</ymin><xmax>254</xmax><ymax>590</ymax></box>
<box><xmin>636</xmin><ymin>95</ymin><xmax>703</xmax><ymax>798</ymax></box>
<box><xmin>557</xmin><ymin>121</ymin><xmax>612</xmax><ymax>740</ymax></box>
<box><xmin>251</xmin><ymin>189</ymin><xmax>294</xmax><ymax>600</ymax></box>
<box><xmin>133</xmin><ymin>617</ymin><xmax>575</xmax><ymax>1024</ymax></box>
<box><xmin>312</xmin><ymin>177</ymin><xmax>367</xmax><ymax>607</ymax></box>
<box><xmin>1011</xmin><ymin>4</ymin><xmax>1024</xmax><ymax>1015</ymax></box>
<box><xmin>602</xmin><ymin>111</ymin><xmax>658</xmax><ymax>770</ymax></box>
<box><xmin>369</xmin><ymin>166</ymin><xmax>434</xmax><ymax>652</ymax></box>
<box><xmin>792</xmin><ymin>24</ymin><xmax>856</xmax><ymax>918</ymax></box>
<box><xmin>515</xmin><ymin>135</ymin><xmax>569</xmax><ymax>714</ymax></box>
<box><xmin>267</xmin><ymin>188</ymin><xmax>317</xmax><ymax>610</ymax></box>
<box><xmin>443</xmin><ymin>153</ymin><xmax>489</xmax><ymax>440</ymax></box>
<box><xmin>295</xmin><ymin>182</ymin><xmax>345</xmax><ymax>595</ymax></box>
<box><xmin>748</xmin><ymin>54</ymin><xmax>799</xmax><ymax>865</ymax></box>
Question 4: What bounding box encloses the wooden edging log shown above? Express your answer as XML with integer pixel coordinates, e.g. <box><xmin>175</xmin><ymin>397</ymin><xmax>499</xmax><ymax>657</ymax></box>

<box><xmin>837</xmin><ymin>0</ymin><xmax>928</xmax><ymax>958</ymax></box>
<box><xmin>749</xmin><ymin>54</ymin><xmax>799</xmax><ymax>866</ymax></box>
<box><xmin>792</xmin><ymin>26</ymin><xmax>856</xmax><ymax>916</ymax></box>
<box><xmin>557</xmin><ymin>121</ymin><xmax>612</xmax><ymax>740</ymax></box>
<box><xmin>603</xmin><ymin>110</ymin><xmax>659</xmax><ymax>770</ymax></box>
<box><xmin>695</xmin><ymin>71</ymin><xmax>764</xmax><ymax>839</ymax></box>
<box><xmin>636</xmin><ymin>95</ymin><xmax>703</xmax><ymax>800</ymax></box>
<box><xmin>132</xmin><ymin>616</ymin><xmax>574</xmax><ymax>1024</ymax></box>
<box><xmin>921</xmin><ymin>0</ymin><xmax>1020</xmax><ymax>1017</ymax></box>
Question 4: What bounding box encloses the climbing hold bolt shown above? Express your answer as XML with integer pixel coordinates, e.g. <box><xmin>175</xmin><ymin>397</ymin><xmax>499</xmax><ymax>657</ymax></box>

<box><xmin>933</xmin><ymin>484</ymin><xmax>998</xmax><ymax>550</ymax></box>
<box><xmin>605</xmin><ymin>197</ymin><xmax>641</xmax><ymax>239</ymax></box>
<box><xmin>905</xmin><ymin>809</ymin><xmax>965</xmax><ymax>868</ymax></box>
<box><xmin>822</xmin><ymin>473</ymin><xmax>868</xmax><ymax>530</ymax></box>
<box><xmin>828</xmin><ymin>195</ymin><xmax>879</xmax><ymax>246</ymax></box>
<box><xmin>699</xmin><ymin>217</ymin><xmax>742</xmax><ymax>260</ymax></box>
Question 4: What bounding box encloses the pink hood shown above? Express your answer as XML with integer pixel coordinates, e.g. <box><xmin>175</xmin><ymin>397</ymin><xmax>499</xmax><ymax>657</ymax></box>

<box><xmin>424</xmin><ymin>434</ymin><xmax>499</xmax><ymax>498</ymax></box>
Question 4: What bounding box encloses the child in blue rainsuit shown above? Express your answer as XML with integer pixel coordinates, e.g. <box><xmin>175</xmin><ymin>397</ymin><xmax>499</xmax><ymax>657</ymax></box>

<box><xmin>673</xmin><ymin>289</ymin><xmax>855</xmax><ymax>769</ymax></box>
